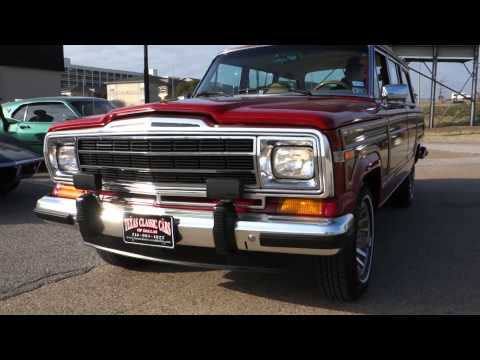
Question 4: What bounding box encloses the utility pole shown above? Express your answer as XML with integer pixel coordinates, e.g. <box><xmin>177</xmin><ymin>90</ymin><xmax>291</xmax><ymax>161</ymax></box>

<box><xmin>418</xmin><ymin>63</ymin><xmax>421</xmax><ymax>102</ymax></box>
<box><xmin>144</xmin><ymin>45</ymin><xmax>150</xmax><ymax>104</ymax></box>
<box><xmin>429</xmin><ymin>46</ymin><xmax>438</xmax><ymax>128</ymax></box>
<box><xmin>470</xmin><ymin>45</ymin><xmax>479</xmax><ymax>126</ymax></box>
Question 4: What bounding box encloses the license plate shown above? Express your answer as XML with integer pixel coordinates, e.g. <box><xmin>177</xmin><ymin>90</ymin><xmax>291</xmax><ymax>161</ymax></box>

<box><xmin>123</xmin><ymin>213</ymin><xmax>175</xmax><ymax>249</ymax></box>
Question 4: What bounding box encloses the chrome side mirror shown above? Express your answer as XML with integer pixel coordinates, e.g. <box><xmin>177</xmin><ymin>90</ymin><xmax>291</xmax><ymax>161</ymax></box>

<box><xmin>382</xmin><ymin>84</ymin><xmax>409</xmax><ymax>102</ymax></box>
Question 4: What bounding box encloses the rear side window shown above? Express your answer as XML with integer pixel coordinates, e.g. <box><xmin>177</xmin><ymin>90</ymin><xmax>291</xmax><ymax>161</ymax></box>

<box><xmin>26</xmin><ymin>103</ymin><xmax>76</xmax><ymax>123</ymax></box>
<box><xmin>70</xmin><ymin>100</ymin><xmax>114</xmax><ymax>116</ymax></box>
<box><xmin>12</xmin><ymin>106</ymin><xmax>27</xmax><ymax>120</ymax></box>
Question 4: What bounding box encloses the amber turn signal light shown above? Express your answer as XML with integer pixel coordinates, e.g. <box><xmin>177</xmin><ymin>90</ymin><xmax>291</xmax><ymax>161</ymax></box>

<box><xmin>52</xmin><ymin>184</ymin><xmax>86</xmax><ymax>199</ymax></box>
<box><xmin>276</xmin><ymin>198</ymin><xmax>337</xmax><ymax>217</ymax></box>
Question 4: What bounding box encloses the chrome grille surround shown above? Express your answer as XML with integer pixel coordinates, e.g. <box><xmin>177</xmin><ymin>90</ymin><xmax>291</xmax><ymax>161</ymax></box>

<box><xmin>44</xmin><ymin>116</ymin><xmax>334</xmax><ymax>199</ymax></box>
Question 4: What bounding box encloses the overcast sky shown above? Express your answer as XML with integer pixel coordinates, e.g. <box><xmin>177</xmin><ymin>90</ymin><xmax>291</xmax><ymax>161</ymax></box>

<box><xmin>64</xmin><ymin>45</ymin><xmax>477</xmax><ymax>100</ymax></box>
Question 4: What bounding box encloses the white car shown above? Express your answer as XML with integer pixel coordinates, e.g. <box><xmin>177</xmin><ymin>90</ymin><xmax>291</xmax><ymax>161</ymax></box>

<box><xmin>451</xmin><ymin>92</ymin><xmax>471</xmax><ymax>103</ymax></box>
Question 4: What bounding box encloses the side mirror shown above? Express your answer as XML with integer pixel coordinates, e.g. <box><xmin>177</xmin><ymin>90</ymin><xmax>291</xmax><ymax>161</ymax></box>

<box><xmin>382</xmin><ymin>84</ymin><xmax>409</xmax><ymax>103</ymax></box>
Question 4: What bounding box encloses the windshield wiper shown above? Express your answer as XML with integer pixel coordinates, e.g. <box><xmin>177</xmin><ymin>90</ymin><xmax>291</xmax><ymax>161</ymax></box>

<box><xmin>195</xmin><ymin>91</ymin><xmax>228</xmax><ymax>98</ymax></box>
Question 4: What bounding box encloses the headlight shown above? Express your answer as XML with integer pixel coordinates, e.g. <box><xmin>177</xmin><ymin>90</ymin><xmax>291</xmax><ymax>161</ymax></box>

<box><xmin>272</xmin><ymin>147</ymin><xmax>314</xmax><ymax>179</ymax></box>
<box><xmin>57</xmin><ymin>145</ymin><xmax>78</xmax><ymax>172</ymax></box>
<box><xmin>46</xmin><ymin>138</ymin><xmax>78</xmax><ymax>176</ymax></box>
<box><xmin>258</xmin><ymin>137</ymin><xmax>320</xmax><ymax>190</ymax></box>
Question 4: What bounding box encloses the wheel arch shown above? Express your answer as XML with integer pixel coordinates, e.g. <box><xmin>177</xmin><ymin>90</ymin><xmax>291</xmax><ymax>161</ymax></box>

<box><xmin>352</xmin><ymin>151</ymin><xmax>382</xmax><ymax>209</ymax></box>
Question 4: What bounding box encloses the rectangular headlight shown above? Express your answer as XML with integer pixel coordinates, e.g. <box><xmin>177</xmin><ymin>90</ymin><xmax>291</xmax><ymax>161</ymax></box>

<box><xmin>46</xmin><ymin>138</ymin><xmax>78</xmax><ymax>177</ymax></box>
<box><xmin>258</xmin><ymin>137</ymin><xmax>320</xmax><ymax>190</ymax></box>
<box><xmin>57</xmin><ymin>145</ymin><xmax>78</xmax><ymax>173</ymax></box>
<box><xmin>272</xmin><ymin>146</ymin><xmax>314</xmax><ymax>180</ymax></box>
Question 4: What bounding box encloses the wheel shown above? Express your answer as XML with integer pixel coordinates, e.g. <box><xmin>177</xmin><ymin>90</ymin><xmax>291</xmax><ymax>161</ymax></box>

<box><xmin>392</xmin><ymin>167</ymin><xmax>415</xmax><ymax>208</ymax></box>
<box><xmin>0</xmin><ymin>180</ymin><xmax>20</xmax><ymax>195</ymax></box>
<box><xmin>96</xmin><ymin>249</ymin><xmax>148</xmax><ymax>270</ymax></box>
<box><xmin>314</xmin><ymin>187</ymin><xmax>375</xmax><ymax>301</ymax></box>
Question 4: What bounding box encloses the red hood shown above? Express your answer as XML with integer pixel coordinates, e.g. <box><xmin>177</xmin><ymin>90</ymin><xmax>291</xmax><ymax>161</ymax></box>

<box><xmin>49</xmin><ymin>96</ymin><xmax>380</xmax><ymax>132</ymax></box>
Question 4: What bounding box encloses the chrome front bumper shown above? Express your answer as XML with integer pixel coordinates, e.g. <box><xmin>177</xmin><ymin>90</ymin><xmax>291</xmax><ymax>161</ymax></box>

<box><xmin>35</xmin><ymin>195</ymin><xmax>354</xmax><ymax>257</ymax></box>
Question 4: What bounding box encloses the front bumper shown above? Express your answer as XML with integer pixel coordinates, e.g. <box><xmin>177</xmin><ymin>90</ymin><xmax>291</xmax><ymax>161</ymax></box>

<box><xmin>35</xmin><ymin>195</ymin><xmax>354</xmax><ymax>259</ymax></box>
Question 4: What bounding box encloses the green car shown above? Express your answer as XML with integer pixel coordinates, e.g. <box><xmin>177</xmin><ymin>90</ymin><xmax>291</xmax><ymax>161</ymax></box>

<box><xmin>1</xmin><ymin>97</ymin><xmax>115</xmax><ymax>155</ymax></box>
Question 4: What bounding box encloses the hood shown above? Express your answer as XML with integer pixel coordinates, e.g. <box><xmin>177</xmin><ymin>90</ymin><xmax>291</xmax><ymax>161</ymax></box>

<box><xmin>49</xmin><ymin>96</ymin><xmax>381</xmax><ymax>133</ymax></box>
<box><xmin>0</xmin><ymin>133</ymin><xmax>42</xmax><ymax>166</ymax></box>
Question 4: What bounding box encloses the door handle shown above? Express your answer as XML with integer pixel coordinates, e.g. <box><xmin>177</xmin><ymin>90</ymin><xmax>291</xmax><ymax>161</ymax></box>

<box><xmin>19</xmin><ymin>124</ymin><xmax>31</xmax><ymax>129</ymax></box>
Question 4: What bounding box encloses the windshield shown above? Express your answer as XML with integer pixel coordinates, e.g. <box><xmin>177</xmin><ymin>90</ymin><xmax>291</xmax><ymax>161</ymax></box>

<box><xmin>69</xmin><ymin>99</ymin><xmax>114</xmax><ymax>117</ymax></box>
<box><xmin>195</xmin><ymin>45</ymin><xmax>369</xmax><ymax>98</ymax></box>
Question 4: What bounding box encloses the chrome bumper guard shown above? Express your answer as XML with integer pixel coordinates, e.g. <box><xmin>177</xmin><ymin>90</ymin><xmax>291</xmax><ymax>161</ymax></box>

<box><xmin>35</xmin><ymin>195</ymin><xmax>354</xmax><ymax>257</ymax></box>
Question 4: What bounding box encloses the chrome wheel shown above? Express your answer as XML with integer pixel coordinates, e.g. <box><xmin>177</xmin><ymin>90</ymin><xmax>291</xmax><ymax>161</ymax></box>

<box><xmin>355</xmin><ymin>196</ymin><xmax>374</xmax><ymax>284</ymax></box>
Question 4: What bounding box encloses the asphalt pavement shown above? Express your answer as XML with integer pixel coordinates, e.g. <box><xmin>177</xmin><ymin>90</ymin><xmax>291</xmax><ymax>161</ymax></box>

<box><xmin>1</xmin><ymin>141</ymin><xmax>480</xmax><ymax>314</ymax></box>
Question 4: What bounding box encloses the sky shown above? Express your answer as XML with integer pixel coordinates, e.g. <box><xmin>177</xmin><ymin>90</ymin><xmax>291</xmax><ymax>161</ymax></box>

<box><xmin>64</xmin><ymin>45</ymin><xmax>231</xmax><ymax>79</ymax></box>
<box><xmin>64</xmin><ymin>45</ymin><xmax>477</xmax><ymax>100</ymax></box>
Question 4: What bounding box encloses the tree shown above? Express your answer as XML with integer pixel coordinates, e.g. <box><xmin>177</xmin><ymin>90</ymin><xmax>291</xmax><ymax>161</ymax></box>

<box><xmin>174</xmin><ymin>79</ymin><xmax>199</xmax><ymax>98</ymax></box>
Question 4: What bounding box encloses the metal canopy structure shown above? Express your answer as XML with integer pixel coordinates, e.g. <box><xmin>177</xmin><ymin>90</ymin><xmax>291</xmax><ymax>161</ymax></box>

<box><xmin>391</xmin><ymin>45</ymin><xmax>480</xmax><ymax>128</ymax></box>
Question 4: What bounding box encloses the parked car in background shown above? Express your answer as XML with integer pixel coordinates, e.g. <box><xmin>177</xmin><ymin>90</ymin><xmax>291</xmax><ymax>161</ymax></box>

<box><xmin>451</xmin><ymin>92</ymin><xmax>471</xmax><ymax>103</ymax></box>
<box><xmin>1</xmin><ymin>97</ymin><xmax>115</xmax><ymax>155</ymax></box>
<box><xmin>0</xmin><ymin>106</ymin><xmax>42</xmax><ymax>194</ymax></box>
<box><xmin>35</xmin><ymin>45</ymin><xmax>427</xmax><ymax>301</ymax></box>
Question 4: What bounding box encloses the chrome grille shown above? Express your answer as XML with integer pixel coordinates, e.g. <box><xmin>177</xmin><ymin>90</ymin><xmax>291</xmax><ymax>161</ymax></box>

<box><xmin>77</xmin><ymin>136</ymin><xmax>257</xmax><ymax>186</ymax></box>
<box><xmin>78</xmin><ymin>138</ymin><xmax>254</xmax><ymax>153</ymax></box>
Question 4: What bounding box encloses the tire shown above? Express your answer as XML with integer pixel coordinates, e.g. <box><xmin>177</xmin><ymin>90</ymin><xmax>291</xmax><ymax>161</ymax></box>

<box><xmin>392</xmin><ymin>167</ymin><xmax>415</xmax><ymax>208</ymax></box>
<box><xmin>96</xmin><ymin>249</ymin><xmax>148</xmax><ymax>270</ymax></box>
<box><xmin>314</xmin><ymin>187</ymin><xmax>375</xmax><ymax>301</ymax></box>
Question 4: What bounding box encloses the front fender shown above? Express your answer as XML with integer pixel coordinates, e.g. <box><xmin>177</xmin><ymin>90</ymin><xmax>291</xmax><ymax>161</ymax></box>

<box><xmin>350</xmin><ymin>151</ymin><xmax>382</xmax><ymax>207</ymax></box>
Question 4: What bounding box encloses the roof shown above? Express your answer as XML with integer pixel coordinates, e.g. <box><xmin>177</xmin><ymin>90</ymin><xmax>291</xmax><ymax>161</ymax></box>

<box><xmin>221</xmin><ymin>45</ymin><xmax>410</xmax><ymax>68</ymax></box>
<box><xmin>221</xmin><ymin>45</ymin><xmax>271</xmax><ymax>54</ymax></box>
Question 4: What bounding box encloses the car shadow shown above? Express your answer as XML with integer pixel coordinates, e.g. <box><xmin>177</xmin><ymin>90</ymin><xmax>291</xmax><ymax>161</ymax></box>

<box><xmin>0</xmin><ymin>176</ymin><xmax>52</xmax><ymax>225</ymax></box>
<box><xmin>217</xmin><ymin>178</ymin><xmax>480</xmax><ymax>314</ymax></box>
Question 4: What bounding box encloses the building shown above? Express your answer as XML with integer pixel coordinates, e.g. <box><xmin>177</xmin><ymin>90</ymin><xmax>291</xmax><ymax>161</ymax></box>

<box><xmin>106</xmin><ymin>75</ymin><xmax>200</xmax><ymax>106</ymax></box>
<box><xmin>106</xmin><ymin>76</ymin><xmax>168</xmax><ymax>107</ymax></box>
<box><xmin>0</xmin><ymin>45</ymin><xmax>64</xmax><ymax>103</ymax></box>
<box><xmin>62</xmin><ymin>58</ymin><xmax>143</xmax><ymax>98</ymax></box>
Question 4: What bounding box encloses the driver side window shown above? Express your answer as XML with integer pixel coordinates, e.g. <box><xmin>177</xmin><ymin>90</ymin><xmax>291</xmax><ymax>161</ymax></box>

<box><xmin>12</xmin><ymin>106</ymin><xmax>27</xmax><ymax>121</ymax></box>
<box><xmin>26</xmin><ymin>103</ymin><xmax>76</xmax><ymax>123</ymax></box>
<box><xmin>375</xmin><ymin>52</ymin><xmax>389</xmax><ymax>98</ymax></box>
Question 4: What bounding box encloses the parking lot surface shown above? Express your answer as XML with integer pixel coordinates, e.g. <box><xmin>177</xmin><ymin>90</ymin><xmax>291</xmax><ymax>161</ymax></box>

<box><xmin>1</xmin><ymin>140</ymin><xmax>480</xmax><ymax>314</ymax></box>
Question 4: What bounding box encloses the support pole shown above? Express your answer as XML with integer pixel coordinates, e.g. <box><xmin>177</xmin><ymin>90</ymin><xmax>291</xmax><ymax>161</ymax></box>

<box><xmin>144</xmin><ymin>45</ymin><xmax>150</xmax><ymax>104</ymax></box>
<box><xmin>470</xmin><ymin>45</ymin><xmax>479</xmax><ymax>126</ymax></box>
<box><xmin>429</xmin><ymin>46</ymin><xmax>438</xmax><ymax>128</ymax></box>
<box><xmin>418</xmin><ymin>63</ymin><xmax>421</xmax><ymax>102</ymax></box>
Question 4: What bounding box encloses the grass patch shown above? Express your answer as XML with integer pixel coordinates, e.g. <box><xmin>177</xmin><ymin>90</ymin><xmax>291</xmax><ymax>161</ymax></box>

<box><xmin>419</xmin><ymin>101</ymin><xmax>480</xmax><ymax>127</ymax></box>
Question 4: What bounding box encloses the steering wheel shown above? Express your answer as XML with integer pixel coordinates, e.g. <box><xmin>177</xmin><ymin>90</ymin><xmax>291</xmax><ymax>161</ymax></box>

<box><xmin>313</xmin><ymin>80</ymin><xmax>350</xmax><ymax>91</ymax></box>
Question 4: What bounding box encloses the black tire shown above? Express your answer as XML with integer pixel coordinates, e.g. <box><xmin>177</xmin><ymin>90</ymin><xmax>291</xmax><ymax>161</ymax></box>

<box><xmin>314</xmin><ymin>187</ymin><xmax>375</xmax><ymax>301</ymax></box>
<box><xmin>392</xmin><ymin>167</ymin><xmax>415</xmax><ymax>208</ymax></box>
<box><xmin>96</xmin><ymin>249</ymin><xmax>148</xmax><ymax>270</ymax></box>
